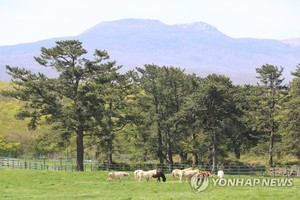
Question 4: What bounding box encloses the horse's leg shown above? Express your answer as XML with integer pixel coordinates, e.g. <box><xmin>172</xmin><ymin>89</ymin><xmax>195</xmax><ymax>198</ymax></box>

<box><xmin>162</xmin><ymin>174</ymin><xmax>166</xmax><ymax>182</ymax></box>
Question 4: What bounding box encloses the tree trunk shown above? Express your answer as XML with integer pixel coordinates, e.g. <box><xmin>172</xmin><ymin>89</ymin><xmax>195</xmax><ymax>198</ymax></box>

<box><xmin>192</xmin><ymin>153</ymin><xmax>198</xmax><ymax>166</ymax></box>
<box><xmin>211</xmin><ymin>132</ymin><xmax>216</xmax><ymax>173</ymax></box>
<box><xmin>234</xmin><ymin>147</ymin><xmax>241</xmax><ymax>159</ymax></box>
<box><xmin>191</xmin><ymin>132</ymin><xmax>198</xmax><ymax>165</ymax></box>
<box><xmin>143</xmin><ymin>150</ymin><xmax>148</xmax><ymax>162</ymax></box>
<box><xmin>166</xmin><ymin>131</ymin><xmax>174</xmax><ymax>164</ymax></box>
<box><xmin>269</xmin><ymin>94</ymin><xmax>275</xmax><ymax>166</ymax></box>
<box><xmin>179</xmin><ymin>152</ymin><xmax>187</xmax><ymax>163</ymax></box>
<box><xmin>234</xmin><ymin>143</ymin><xmax>241</xmax><ymax>159</ymax></box>
<box><xmin>108</xmin><ymin>152</ymin><xmax>113</xmax><ymax>165</ymax></box>
<box><xmin>108</xmin><ymin>138</ymin><xmax>113</xmax><ymax>165</ymax></box>
<box><xmin>157</xmin><ymin>124</ymin><xmax>164</xmax><ymax>164</ymax></box>
<box><xmin>167</xmin><ymin>145</ymin><xmax>174</xmax><ymax>164</ymax></box>
<box><xmin>155</xmin><ymin>97</ymin><xmax>164</xmax><ymax>164</ymax></box>
<box><xmin>76</xmin><ymin>129</ymin><xmax>84</xmax><ymax>171</ymax></box>
<box><xmin>269</xmin><ymin>131</ymin><xmax>274</xmax><ymax>166</ymax></box>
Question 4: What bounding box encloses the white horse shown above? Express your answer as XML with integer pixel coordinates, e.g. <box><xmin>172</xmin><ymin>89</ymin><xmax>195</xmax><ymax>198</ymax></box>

<box><xmin>142</xmin><ymin>169</ymin><xmax>157</xmax><ymax>181</ymax></box>
<box><xmin>135</xmin><ymin>170</ymin><xmax>146</xmax><ymax>181</ymax></box>
<box><xmin>172</xmin><ymin>169</ymin><xmax>180</xmax><ymax>180</ymax></box>
<box><xmin>217</xmin><ymin>170</ymin><xmax>224</xmax><ymax>180</ymax></box>
<box><xmin>172</xmin><ymin>167</ymin><xmax>193</xmax><ymax>180</ymax></box>
<box><xmin>107</xmin><ymin>171</ymin><xmax>130</xmax><ymax>182</ymax></box>
<box><xmin>134</xmin><ymin>169</ymin><xmax>143</xmax><ymax>181</ymax></box>
<box><xmin>179</xmin><ymin>169</ymin><xmax>199</xmax><ymax>182</ymax></box>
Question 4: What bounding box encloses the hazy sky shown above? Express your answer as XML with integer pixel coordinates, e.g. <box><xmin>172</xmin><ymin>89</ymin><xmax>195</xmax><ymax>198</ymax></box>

<box><xmin>0</xmin><ymin>0</ymin><xmax>299</xmax><ymax>45</ymax></box>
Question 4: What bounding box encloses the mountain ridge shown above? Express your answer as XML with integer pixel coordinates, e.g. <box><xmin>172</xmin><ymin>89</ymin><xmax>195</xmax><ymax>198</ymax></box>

<box><xmin>1</xmin><ymin>18</ymin><xmax>299</xmax><ymax>84</ymax></box>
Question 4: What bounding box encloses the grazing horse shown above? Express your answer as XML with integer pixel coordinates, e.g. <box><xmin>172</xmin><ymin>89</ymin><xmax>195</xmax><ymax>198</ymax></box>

<box><xmin>134</xmin><ymin>169</ymin><xmax>144</xmax><ymax>181</ymax></box>
<box><xmin>172</xmin><ymin>169</ymin><xmax>180</xmax><ymax>180</ymax></box>
<box><xmin>172</xmin><ymin>167</ymin><xmax>193</xmax><ymax>180</ymax></box>
<box><xmin>152</xmin><ymin>170</ymin><xmax>166</xmax><ymax>182</ymax></box>
<box><xmin>142</xmin><ymin>169</ymin><xmax>156</xmax><ymax>181</ymax></box>
<box><xmin>217</xmin><ymin>170</ymin><xmax>224</xmax><ymax>180</ymax></box>
<box><xmin>179</xmin><ymin>169</ymin><xmax>199</xmax><ymax>182</ymax></box>
<box><xmin>190</xmin><ymin>171</ymin><xmax>211</xmax><ymax>192</ymax></box>
<box><xmin>196</xmin><ymin>171</ymin><xmax>212</xmax><ymax>181</ymax></box>
<box><xmin>107</xmin><ymin>171</ymin><xmax>130</xmax><ymax>182</ymax></box>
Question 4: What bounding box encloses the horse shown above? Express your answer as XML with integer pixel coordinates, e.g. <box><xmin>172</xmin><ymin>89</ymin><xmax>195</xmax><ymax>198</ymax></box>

<box><xmin>107</xmin><ymin>171</ymin><xmax>130</xmax><ymax>182</ymax></box>
<box><xmin>191</xmin><ymin>171</ymin><xmax>211</xmax><ymax>192</ymax></box>
<box><xmin>179</xmin><ymin>169</ymin><xmax>199</xmax><ymax>182</ymax></box>
<box><xmin>172</xmin><ymin>167</ymin><xmax>193</xmax><ymax>180</ymax></box>
<box><xmin>134</xmin><ymin>169</ymin><xmax>144</xmax><ymax>181</ymax></box>
<box><xmin>142</xmin><ymin>169</ymin><xmax>156</xmax><ymax>181</ymax></box>
<box><xmin>196</xmin><ymin>171</ymin><xmax>212</xmax><ymax>181</ymax></box>
<box><xmin>152</xmin><ymin>170</ymin><xmax>166</xmax><ymax>182</ymax></box>
<box><xmin>217</xmin><ymin>170</ymin><xmax>224</xmax><ymax>180</ymax></box>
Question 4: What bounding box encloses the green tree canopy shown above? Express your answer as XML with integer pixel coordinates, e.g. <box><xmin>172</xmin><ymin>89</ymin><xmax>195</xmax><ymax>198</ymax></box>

<box><xmin>3</xmin><ymin>40</ymin><xmax>124</xmax><ymax>171</ymax></box>
<box><xmin>254</xmin><ymin>64</ymin><xmax>286</xmax><ymax>166</ymax></box>
<box><xmin>279</xmin><ymin>64</ymin><xmax>300</xmax><ymax>160</ymax></box>
<box><xmin>186</xmin><ymin>74</ymin><xmax>239</xmax><ymax>170</ymax></box>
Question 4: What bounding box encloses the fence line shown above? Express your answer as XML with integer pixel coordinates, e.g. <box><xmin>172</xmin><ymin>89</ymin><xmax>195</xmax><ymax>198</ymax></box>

<box><xmin>0</xmin><ymin>158</ymin><xmax>98</xmax><ymax>171</ymax></box>
<box><xmin>0</xmin><ymin>157</ymin><xmax>299</xmax><ymax>177</ymax></box>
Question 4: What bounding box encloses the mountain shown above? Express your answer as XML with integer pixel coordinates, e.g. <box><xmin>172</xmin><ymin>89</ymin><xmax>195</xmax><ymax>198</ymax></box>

<box><xmin>281</xmin><ymin>38</ymin><xmax>300</xmax><ymax>47</ymax></box>
<box><xmin>1</xmin><ymin>18</ymin><xmax>300</xmax><ymax>84</ymax></box>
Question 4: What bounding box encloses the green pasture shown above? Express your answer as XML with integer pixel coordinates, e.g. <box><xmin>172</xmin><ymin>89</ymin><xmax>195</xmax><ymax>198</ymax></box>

<box><xmin>0</xmin><ymin>169</ymin><xmax>299</xmax><ymax>200</ymax></box>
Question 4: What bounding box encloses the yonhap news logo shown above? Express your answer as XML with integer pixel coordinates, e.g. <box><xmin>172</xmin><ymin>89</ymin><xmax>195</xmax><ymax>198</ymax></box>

<box><xmin>212</xmin><ymin>178</ymin><xmax>293</xmax><ymax>187</ymax></box>
<box><xmin>190</xmin><ymin>176</ymin><xmax>293</xmax><ymax>193</ymax></box>
<box><xmin>190</xmin><ymin>173</ymin><xmax>210</xmax><ymax>193</ymax></box>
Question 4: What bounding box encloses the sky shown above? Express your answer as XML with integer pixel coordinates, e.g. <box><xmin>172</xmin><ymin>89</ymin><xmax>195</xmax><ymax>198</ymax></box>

<box><xmin>0</xmin><ymin>0</ymin><xmax>299</xmax><ymax>46</ymax></box>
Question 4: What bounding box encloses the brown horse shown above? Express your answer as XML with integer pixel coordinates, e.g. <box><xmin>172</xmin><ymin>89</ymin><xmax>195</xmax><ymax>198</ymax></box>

<box><xmin>152</xmin><ymin>170</ymin><xmax>166</xmax><ymax>182</ymax></box>
<box><xmin>195</xmin><ymin>171</ymin><xmax>212</xmax><ymax>182</ymax></box>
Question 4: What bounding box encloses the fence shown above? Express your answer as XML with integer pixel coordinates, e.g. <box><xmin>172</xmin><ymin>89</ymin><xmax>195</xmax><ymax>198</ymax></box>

<box><xmin>0</xmin><ymin>157</ymin><xmax>99</xmax><ymax>171</ymax></box>
<box><xmin>0</xmin><ymin>157</ymin><xmax>299</xmax><ymax>177</ymax></box>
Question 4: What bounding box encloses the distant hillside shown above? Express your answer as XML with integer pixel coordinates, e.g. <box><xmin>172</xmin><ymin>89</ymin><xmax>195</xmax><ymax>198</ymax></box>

<box><xmin>1</xmin><ymin>18</ymin><xmax>300</xmax><ymax>84</ymax></box>
<box><xmin>281</xmin><ymin>38</ymin><xmax>300</xmax><ymax>47</ymax></box>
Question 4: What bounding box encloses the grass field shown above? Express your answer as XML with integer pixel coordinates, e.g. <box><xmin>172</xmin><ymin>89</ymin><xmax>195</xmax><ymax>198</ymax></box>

<box><xmin>0</xmin><ymin>169</ymin><xmax>299</xmax><ymax>200</ymax></box>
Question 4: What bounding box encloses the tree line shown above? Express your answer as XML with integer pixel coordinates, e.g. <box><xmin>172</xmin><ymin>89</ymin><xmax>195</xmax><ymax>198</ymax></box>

<box><xmin>1</xmin><ymin>40</ymin><xmax>299</xmax><ymax>171</ymax></box>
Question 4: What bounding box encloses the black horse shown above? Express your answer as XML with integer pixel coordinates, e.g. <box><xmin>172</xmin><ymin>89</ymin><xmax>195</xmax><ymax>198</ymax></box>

<box><xmin>152</xmin><ymin>170</ymin><xmax>166</xmax><ymax>182</ymax></box>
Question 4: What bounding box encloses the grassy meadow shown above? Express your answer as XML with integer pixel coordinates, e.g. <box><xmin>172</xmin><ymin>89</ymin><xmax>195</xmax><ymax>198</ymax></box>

<box><xmin>0</xmin><ymin>169</ymin><xmax>299</xmax><ymax>200</ymax></box>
